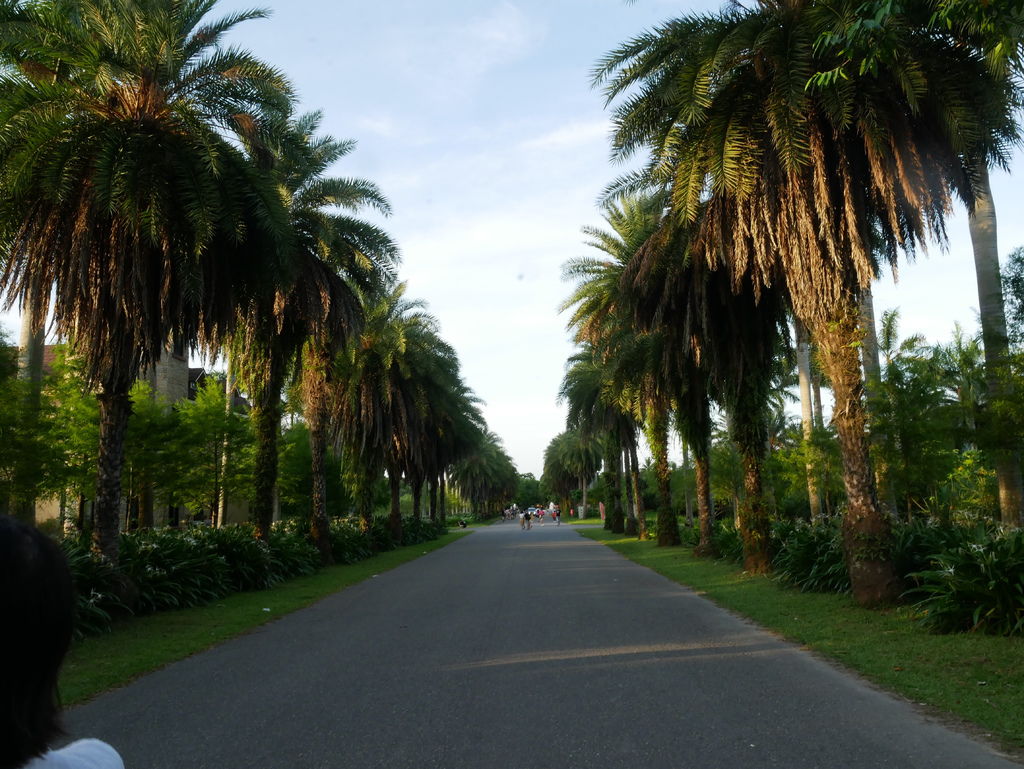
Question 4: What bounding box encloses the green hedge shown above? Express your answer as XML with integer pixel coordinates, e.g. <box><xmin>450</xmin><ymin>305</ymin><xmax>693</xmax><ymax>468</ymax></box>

<box><xmin>61</xmin><ymin>516</ymin><xmax>447</xmax><ymax>639</ymax></box>
<box><xmin>694</xmin><ymin>517</ymin><xmax>1024</xmax><ymax>636</ymax></box>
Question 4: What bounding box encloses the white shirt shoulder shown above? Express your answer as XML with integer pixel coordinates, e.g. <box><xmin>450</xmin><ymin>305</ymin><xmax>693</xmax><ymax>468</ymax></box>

<box><xmin>22</xmin><ymin>739</ymin><xmax>124</xmax><ymax>769</ymax></box>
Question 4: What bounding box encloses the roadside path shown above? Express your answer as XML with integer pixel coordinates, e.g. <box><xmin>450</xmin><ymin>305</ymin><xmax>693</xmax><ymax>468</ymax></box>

<box><xmin>66</xmin><ymin>522</ymin><xmax>1021</xmax><ymax>768</ymax></box>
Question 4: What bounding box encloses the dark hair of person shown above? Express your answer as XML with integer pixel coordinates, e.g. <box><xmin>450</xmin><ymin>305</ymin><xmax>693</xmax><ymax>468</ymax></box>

<box><xmin>0</xmin><ymin>515</ymin><xmax>75</xmax><ymax>769</ymax></box>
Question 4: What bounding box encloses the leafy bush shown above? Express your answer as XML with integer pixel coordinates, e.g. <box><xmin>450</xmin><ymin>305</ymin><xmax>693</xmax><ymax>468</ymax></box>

<box><xmin>400</xmin><ymin>516</ymin><xmax>446</xmax><ymax>546</ymax></box>
<box><xmin>267</xmin><ymin>525</ymin><xmax>320</xmax><ymax>581</ymax></box>
<box><xmin>772</xmin><ymin>519</ymin><xmax>850</xmax><ymax>594</ymax></box>
<box><xmin>61</xmin><ymin>537</ymin><xmax>125</xmax><ymax>639</ymax></box>
<box><xmin>118</xmin><ymin>529</ymin><xmax>230</xmax><ymax>613</ymax></box>
<box><xmin>909</xmin><ymin>526</ymin><xmax>1024</xmax><ymax>635</ymax></box>
<box><xmin>711</xmin><ymin>520</ymin><xmax>743</xmax><ymax>564</ymax></box>
<box><xmin>369</xmin><ymin>518</ymin><xmax>396</xmax><ymax>552</ymax></box>
<box><xmin>678</xmin><ymin>522</ymin><xmax>700</xmax><ymax>547</ymax></box>
<box><xmin>329</xmin><ymin>518</ymin><xmax>374</xmax><ymax>564</ymax></box>
<box><xmin>201</xmin><ymin>524</ymin><xmax>276</xmax><ymax>591</ymax></box>
<box><xmin>891</xmin><ymin>518</ymin><xmax>977</xmax><ymax>587</ymax></box>
<box><xmin>57</xmin><ymin>512</ymin><xmax>445</xmax><ymax>641</ymax></box>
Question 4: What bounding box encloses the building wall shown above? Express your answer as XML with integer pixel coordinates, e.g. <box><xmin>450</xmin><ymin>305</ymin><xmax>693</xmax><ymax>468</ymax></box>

<box><xmin>146</xmin><ymin>347</ymin><xmax>190</xmax><ymax>403</ymax></box>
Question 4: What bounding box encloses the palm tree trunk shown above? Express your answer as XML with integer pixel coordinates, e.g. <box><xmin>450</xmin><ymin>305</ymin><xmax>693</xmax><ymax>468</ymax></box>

<box><xmin>356</xmin><ymin>467</ymin><xmax>374</xmax><ymax>534</ymax></box>
<box><xmin>428</xmin><ymin>476</ymin><xmax>438</xmax><ymax>521</ymax></box>
<box><xmin>858</xmin><ymin>287</ymin><xmax>898</xmax><ymax>518</ymax></box>
<box><xmin>603</xmin><ymin>439</ymin><xmax>625</xmax><ymax>533</ymax></box>
<box><xmin>738</xmin><ymin>445</ymin><xmax>770</xmax><ymax>574</ymax></box>
<box><xmin>694</xmin><ymin>452</ymin><xmax>713</xmax><ymax>556</ymax></box>
<box><xmin>968</xmin><ymin>163</ymin><xmax>1024</xmax><ymax>526</ymax></box>
<box><xmin>811</xmin><ymin>307</ymin><xmax>900</xmax><ymax>606</ymax></box>
<box><xmin>308</xmin><ymin>405</ymin><xmax>333</xmax><ymax>566</ymax></box>
<box><xmin>628</xmin><ymin>440</ymin><xmax>648</xmax><ymax>540</ymax></box>
<box><xmin>251</xmin><ymin>361</ymin><xmax>284</xmax><ymax>541</ymax></box>
<box><xmin>648</xmin><ymin>408</ymin><xmax>680</xmax><ymax>546</ymax></box>
<box><xmin>93</xmin><ymin>388</ymin><xmax>132</xmax><ymax>564</ymax></box>
<box><xmin>12</xmin><ymin>299</ymin><xmax>45</xmax><ymax>524</ymax></box>
<box><xmin>439</xmin><ymin>473</ymin><xmax>447</xmax><ymax>524</ymax></box>
<box><xmin>795</xmin><ymin>319</ymin><xmax>823</xmax><ymax>521</ymax></box>
<box><xmin>682</xmin><ymin>444</ymin><xmax>694</xmax><ymax>527</ymax></box>
<box><xmin>411</xmin><ymin>475</ymin><xmax>424</xmax><ymax>520</ymax></box>
<box><xmin>622</xmin><ymin>447</ymin><xmax>638</xmax><ymax>536</ymax></box>
<box><xmin>388</xmin><ymin>468</ymin><xmax>403</xmax><ymax>543</ymax></box>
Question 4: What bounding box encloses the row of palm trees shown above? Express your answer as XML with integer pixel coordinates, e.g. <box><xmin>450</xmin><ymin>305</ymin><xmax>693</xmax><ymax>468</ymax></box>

<box><xmin>0</xmin><ymin>0</ymin><xmax>513</xmax><ymax>565</ymax></box>
<box><xmin>551</xmin><ymin>0</ymin><xmax>1024</xmax><ymax>606</ymax></box>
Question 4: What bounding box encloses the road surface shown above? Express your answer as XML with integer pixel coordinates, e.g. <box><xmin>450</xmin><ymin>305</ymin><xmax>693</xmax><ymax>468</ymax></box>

<box><xmin>65</xmin><ymin>522</ymin><xmax>1021</xmax><ymax>768</ymax></box>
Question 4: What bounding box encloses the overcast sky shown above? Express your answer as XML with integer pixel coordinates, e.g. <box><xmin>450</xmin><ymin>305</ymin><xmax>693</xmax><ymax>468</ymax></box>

<box><xmin>3</xmin><ymin>0</ymin><xmax>1022</xmax><ymax>477</ymax></box>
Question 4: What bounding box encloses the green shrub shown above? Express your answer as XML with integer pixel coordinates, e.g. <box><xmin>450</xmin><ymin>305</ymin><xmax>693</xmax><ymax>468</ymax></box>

<box><xmin>329</xmin><ymin>518</ymin><xmax>374</xmax><ymax>564</ymax></box>
<box><xmin>400</xmin><ymin>516</ymin><xmax>446</xmax><ymax>545</ymax></box>
<box><xmin>60</xmin><ymin>537</ymin><xmax>125</xmax><ymax>639</ymax></box>
<box><xmin>118</xmin><ymin>529</ymin><xmax>230</xmax><ymax>613</ymax></box>
<box><xmin>892</xmin><ymin>518</ymin><xmax>978</xmax><ymax>587</ymax></box>
<box><xmin>711</xmin><ymin>520</ymin><xmax>743</xmax><ymax>564</ymax></box>
<box><xmin>267</xmin><ymin>525</ymin><xmax>320</xmax><ymax>581</ymax></box>
<box><xmin>201</xmin><ymin>524</ymin><xmax>276</xmax><ymax>591</ymax></box>
<box><xmin>771</xmin><ymin>519</ymin><xmax>850</xmax><ymax>594</ymax></box>
<box><xmin>908</xmin><ymin>526</ymin><xmax>1024</xmax><ymax>635</ymax></box>
<box><xmin>369</xmin><ymin>518</ymin><xmax>396</xmax><ymax>552</ymax></box>
<box><xmin>678</xmin><ymin>521</ymin><xmax>700</xmax><ymax>547</ymax></box>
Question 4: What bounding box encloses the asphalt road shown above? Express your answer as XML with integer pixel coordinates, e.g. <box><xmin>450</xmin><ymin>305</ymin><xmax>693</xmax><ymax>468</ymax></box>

<box><xmin>66</xmin><ymin>522</ymin><xmax>1021</xmax><ymax>769</ymax></box>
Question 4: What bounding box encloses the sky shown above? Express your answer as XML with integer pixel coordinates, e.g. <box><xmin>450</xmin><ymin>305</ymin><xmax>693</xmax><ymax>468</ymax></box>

<box><xmin>3</xmin><ymin>0</ymin><xmax>1023</xmax><ymax>477</ymax></box>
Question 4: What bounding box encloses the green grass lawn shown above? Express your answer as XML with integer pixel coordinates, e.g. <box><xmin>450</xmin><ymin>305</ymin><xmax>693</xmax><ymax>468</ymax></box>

<box><xmin>61</xmin><ymin>531</ymin><xmax>470</xmax><ymax>705</ymax></box>
<box><xmin>580</xmin><ymin>528</ymin><xmax>1024</xmax><ymax>751</ymax></box>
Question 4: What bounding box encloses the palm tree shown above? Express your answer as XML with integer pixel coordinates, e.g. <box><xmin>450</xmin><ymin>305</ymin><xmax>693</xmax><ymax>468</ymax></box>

<box><xmin>558</xmin><ymin>347</ymin><xmax>631</xmax><ymax>534</ymax></box>
<box><xmin>562</xmin><ymin>193</ymin><xmax>677</xmax><ymax>543</ymax></box>
<box><xmin>335</xmin><ymin>284</ymin><xmax>422</xmax><ymax>541</ymax></box>
<box><xmin>596</xmin><ymin>0</ymin><xmax>1015</xmax><ymax>603</ymax></box>
<box><xmin>0</xmin><ymin>0</ymin><xmax>293</xmax><ymax>562</ymax></box>
<box><xmin>335</xmin><ymin>284</ymin><xmax>477</xmax><ymax>540</ymax></box>
<box><xmin>935</xmin><ymin>323</ymin><xmax>985</xmax><ymax>451</ymax></box>
<box><xmin>626</xmin><ymin>211</ymin><xmax>790</xmax><ymax>571</ymax></box>
<box><xmin>542</xmin><ymin>433</ymin><xmax>577</xmax><ymax>516</ymax></box>
<box><xmin>545</xmin><ymin>429</ymin><xmax>602</xmax><ymax>523</ymax></box>
<box><xmin>278</xmin><ymin>113</ymin><xmax>398</xmax><ymax>562</ymax></box>
<box><xmin>450</xmin><ymin>430</ymin><xmax>517</xmax><ymax>519</ymax></box>
<box><xmin>815</xmin><ymin>0</ymin><xmax>1024</xmax><ymax>525</ymax></box>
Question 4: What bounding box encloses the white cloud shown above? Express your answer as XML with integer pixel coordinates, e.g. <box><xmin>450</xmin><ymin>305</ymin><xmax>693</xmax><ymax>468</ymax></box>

<box><xmin>387</xmin><ymin>3</ymin><xmax>544</xmax><ymax>100</ymax></box>
<box><xmin>519</xmin><ymin>119</ymin><xmax>611</xmax><ymax>152</ymax></box>
<box><xmin>355</xmin><ymin>115</ymin><xmax>400</xmax><ymax>139</ymax></box>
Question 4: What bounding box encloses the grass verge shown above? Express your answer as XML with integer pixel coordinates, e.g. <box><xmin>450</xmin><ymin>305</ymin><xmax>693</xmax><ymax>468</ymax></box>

<box><xmin>61</xmin><ymin>531</ymin><xmax>470</xmax><ymax>705</ymax></box>
<box><xmin>580</xmin><ymin>528</ymin><xmax>1024</xmax><ymax>751</ymax></box>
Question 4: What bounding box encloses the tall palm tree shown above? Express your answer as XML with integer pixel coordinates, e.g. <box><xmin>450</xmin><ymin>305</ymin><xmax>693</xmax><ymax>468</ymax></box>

<box><xmin>814</xmin><ymin>0</ymin><xmax>1024</xmax><ymax>525</ymax></box>
<box><xmin>0</xmin><ymin>0</ymin><xmax>293</xmax><ymax>562</ymax></box>
<box><xmin>542</xmin><ymin>432</ymin><xmax>577</xmax><ymax>517</ymax></box>
<box><xmin>276</xmin><ymin>113</ymin><xmax>399</xmax><ymax>562</ymax></box>
<box><xmin>335</xmin><ymin>284</ymin><xmax>413</xmax><ymax>534</ymax></box>
<box><xmin>596</xmin><ymin>0</ymin><xmax>1015</xmax><ymax>603</ymax></box>
<box><xmin>558</xmin><ymin>347</ymin><xmax>631</xmax><ymax>534</ymax></box>
<box><xmin>562</xmin><ymin>193</ymin><xmax>677</xmax><ymax>543</ymax></box>
<box><xmin>450</xmin><ymin>430</ymin><xmax>517</xmax><ymax>519</ymax></box>
<box><xmin>626</xmin><ymin>211</ymin><xmax>789</xmax><ymax>571</ymax></box>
